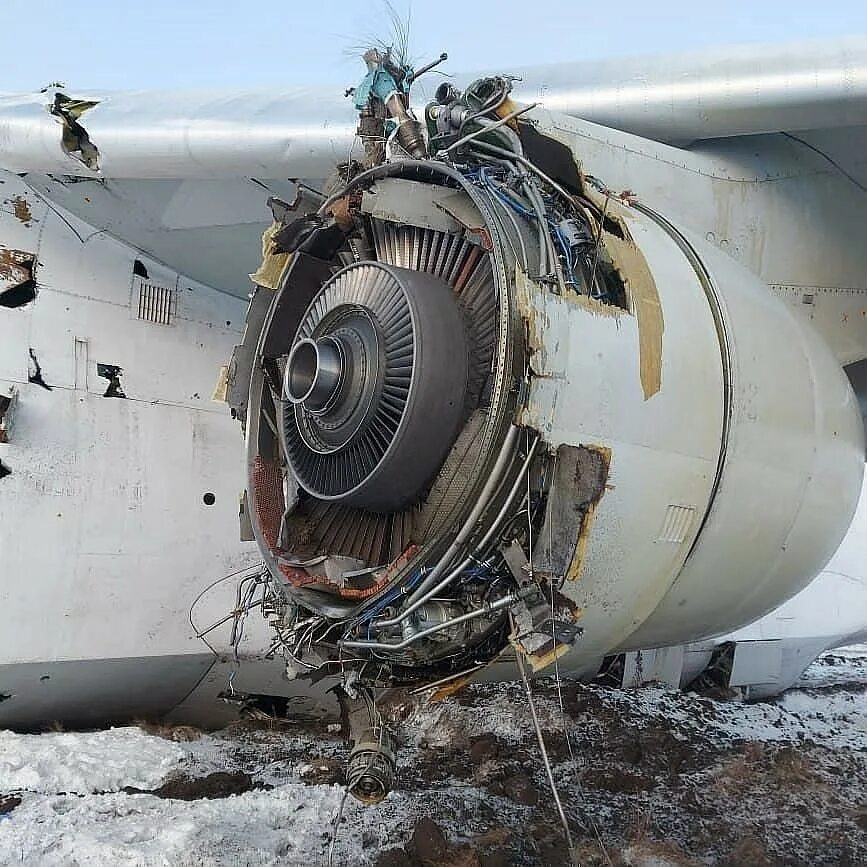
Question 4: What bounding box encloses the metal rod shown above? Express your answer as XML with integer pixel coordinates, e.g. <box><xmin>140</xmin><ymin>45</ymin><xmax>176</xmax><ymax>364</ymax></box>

<box><xmin>514</xmin><ymin>635</ymin><xmax>576</xmax><ymax>859</ymax></box>
<box><xmin>408</xmin><ymin>53</ymin><xmax>448</xmax><ymax>85</ymax></box>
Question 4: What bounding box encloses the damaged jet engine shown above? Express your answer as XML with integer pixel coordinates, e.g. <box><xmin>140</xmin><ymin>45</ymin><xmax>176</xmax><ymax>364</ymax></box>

<box><xmin>229</xmin><ymin>48</ymin><xmax>864</xmax><ymax>801</ymax></box>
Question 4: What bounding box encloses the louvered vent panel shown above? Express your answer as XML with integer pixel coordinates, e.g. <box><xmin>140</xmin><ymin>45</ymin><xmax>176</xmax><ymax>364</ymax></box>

<box><xmin>136</xmin><ymin>281</ymin><xmax>177</xmax><ymax>325</ymax></box>
<box><xmin>657</xmin><ymin>504</ymin><xmax>696</xmax><ymax>543</ymax></box>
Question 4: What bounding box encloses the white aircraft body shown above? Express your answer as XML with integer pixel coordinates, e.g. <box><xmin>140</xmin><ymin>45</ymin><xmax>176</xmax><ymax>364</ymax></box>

<box><xmin>1</xmin><ymin>36</ymin><xmax>866</xmax><ymax>743</ymax></box>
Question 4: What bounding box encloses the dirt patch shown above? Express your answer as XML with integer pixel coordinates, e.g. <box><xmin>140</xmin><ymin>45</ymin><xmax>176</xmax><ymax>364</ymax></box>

<box><xmin>299</xmin><ymin>756</ymin><xmax>345</xmax><ymax>786</ymax></box>
<box><xmin>125</xmin><ymin>771</ymin><xmax>256</xmax><ymax>801</ymax></box>
<box><xmin>148</xmin><ymin>655</ymin><xmax>864</xmax><ymax>866</ymax></box>
<box><xmin>488</xmin><ymin>771</ymin><xmax>540</xmax><ymax>805</ymax></box>
<box><xmin>581</xmin><ymin>765</ymin><xmax>654</xmax><ymax>794</ymax></box>
<box><xmin>623</xmin><ymin>838</ymin><xmax>703</xmax><ymax>866</ymax></box>
<box><xmin>724</xmin><ymin>836</ymin><xmax>775</xmax><ymax>867</ymax></box>
<box><xmin>9</xmin><ymin>196</ymin><xmax>34</xmax><ymax>226</ymax></box>
<box><xmin>0</xmin><ymin>795</ymin><xmax>21</xmax><ymax>815</ymax></box>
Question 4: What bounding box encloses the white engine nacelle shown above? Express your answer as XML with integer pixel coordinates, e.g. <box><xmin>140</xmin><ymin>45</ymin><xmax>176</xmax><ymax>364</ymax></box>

<box><xmin>520</xmin><ymin>200</ymin><xmax>863</xmax><ymax>668</ymax></box>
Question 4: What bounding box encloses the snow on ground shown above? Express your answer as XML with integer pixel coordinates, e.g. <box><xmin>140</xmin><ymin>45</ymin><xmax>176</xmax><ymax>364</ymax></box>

<box><xmin>1</xmin><ymin>647</ymin><xmax>865</xmax><ymax>866</ymax></box>
<box><xmin>1</xmin><ymin>785</ymin><xmax>344</xmax><ymax>867</ymax></box>
<box><xmin>0</xmin><ymin>728</ymin><xmax>185</xmax><ymax>794</ymax></box>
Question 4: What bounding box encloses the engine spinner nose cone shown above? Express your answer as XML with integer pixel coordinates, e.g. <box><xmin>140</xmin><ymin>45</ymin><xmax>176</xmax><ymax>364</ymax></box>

<box><xmin>284</xmin><ymin>337</ymin><xmax>343</xmax><ymax>413</ymax></box>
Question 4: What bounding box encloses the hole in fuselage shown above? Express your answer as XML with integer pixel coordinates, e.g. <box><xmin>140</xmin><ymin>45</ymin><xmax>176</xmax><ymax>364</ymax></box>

<box><xmin>203</xmin><ymin>492</ymin><xmax>216</xmax><ymax>506</ymax></box>
<box><xmin>0</xmin><ymin>279</ymin><xmax>37</xmax><ymax>308</ymax></box>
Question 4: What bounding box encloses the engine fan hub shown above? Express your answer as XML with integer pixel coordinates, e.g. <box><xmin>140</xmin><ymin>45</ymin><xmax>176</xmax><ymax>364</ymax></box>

<box><xmin>281</xmin><ymin>260</ymin><xmax>470</xmax><ymax>512</ymax></box>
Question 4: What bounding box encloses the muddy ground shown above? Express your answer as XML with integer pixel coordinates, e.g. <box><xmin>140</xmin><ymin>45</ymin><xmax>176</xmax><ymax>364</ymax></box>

<box><xmin>1</xmin><ymin>648</ymin><xmax>864</xmax><ymax>866</ymax></box>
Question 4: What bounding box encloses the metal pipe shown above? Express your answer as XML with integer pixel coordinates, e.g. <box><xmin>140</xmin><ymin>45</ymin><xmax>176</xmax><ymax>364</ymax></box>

<box><xmin>374</xmin><ymin>425</ymin><xmax>520</xmax><ymax>627</ymax></box>
<box><xmin>371</xmin><ymin>432</ymin><xmax>539</xmax><ymax>629</ymax></box>
<box><xmin>473</xmin><ymin>117</ymin><xmax>526</xmax><ymax>159</ymax></box>
<box><xmin>470</xmin><ymin>139</ymin><xmax>576</xmax><ymax>204</ymax></box>
<box><xmin>485</xmin><ymin>188</ymin><xmax>528</xmax><ymax>270</ymax></box>
<box><xmin>472</xmin><ymin>433</ymin><xmax>540</xmax><ymax>554</ymax></box>
<box><xmin>522</xmin><ymin>178</ymin><xmax>553</xmax><ymax>278</ymax></box>
<box><xmin>442</xmin><ymin>103</ymin><xmax>537</xmax><ymax>156</ymax></box>
<box><xmin>408</xmin><ymin>53</ymin><xmax>449</xmax><ymax>85</ymax></box>
<box><xmin>340</xmin><ymin>592</ymin><xmax>519</xmax><ymax>651</ymax></box>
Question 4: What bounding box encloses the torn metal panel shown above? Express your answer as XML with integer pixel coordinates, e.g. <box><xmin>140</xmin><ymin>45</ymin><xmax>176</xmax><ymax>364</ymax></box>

<box><xmin>249</xmin><ymin>221</ymin><xmax>293</xmax><ymax>291</ymax></box>
<box><xmin>50</xmin><ymin>94</ymin><xmax>100</xmax><ymax>171</ymax></box>
<box><xmin>534</xmin><ymin>444</ymin><xmax>611</xmax><ymax>583</ymax></box>
<box><xmin>227</xmin><ymin>286</ymin><xmax>280</xmax><ymax>426</ymax></box>
<box><xmin>511</xmin><ymin>586</ymin><xmax>583</xmax><ymax>672</ymax></box>
<box><xmin>0</xmin><ymin>92</ymin><xmax>101</xmax><ymax>176</ymax></box>
<box><xmin>514</xmin><ymin>214</ymin><xmax>663</xmax><ymax>404</ymax></box>
<box><xmin>361</xmin><ymin>179</ymin><xmax>464</xmax><ymax>234</ymax></box>
<box><xmin>604</xmin><ymin>228</ymin><xmax>664</xmax><ymax>400</ymax></box>
<box><xmin>0</xmin><ymin>386</ymin><xmax>18</xmax><ymax>443</ymax></box>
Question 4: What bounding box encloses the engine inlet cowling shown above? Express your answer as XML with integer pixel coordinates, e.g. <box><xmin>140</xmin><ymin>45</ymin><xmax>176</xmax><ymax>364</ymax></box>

<box><xmin>281</xmin><ymin>260</ymin><xmax>469</xmax><ymax>512</ymax></box>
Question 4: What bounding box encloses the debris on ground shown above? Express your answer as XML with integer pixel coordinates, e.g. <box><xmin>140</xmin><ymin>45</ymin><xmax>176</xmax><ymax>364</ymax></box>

<box><xmin>0</xmin><ymin>647</ymin><xmax>864</xmax><ymax>865</ymax></box>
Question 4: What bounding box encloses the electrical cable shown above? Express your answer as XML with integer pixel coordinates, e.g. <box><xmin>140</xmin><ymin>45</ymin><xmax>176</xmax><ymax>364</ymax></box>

<box><xmin>512</xmin><ymin>616</ymin><xmax>575</xmax><ymax>862</ymax></box>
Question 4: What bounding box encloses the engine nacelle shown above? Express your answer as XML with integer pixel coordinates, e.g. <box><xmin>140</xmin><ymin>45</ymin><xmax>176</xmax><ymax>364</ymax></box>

<box><xmin>519</xmin><ymin>200</ymin><xmax>863</xmax><ymax>669</ymax></box>
<box><xmin>232</xmin><ymin>63</ymin><xmax>862</xmax><ymax>719</ymax></box>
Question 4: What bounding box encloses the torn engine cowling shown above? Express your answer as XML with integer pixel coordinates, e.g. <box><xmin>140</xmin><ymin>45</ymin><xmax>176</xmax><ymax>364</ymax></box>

<box><xmin>243</xmin><ymin>152</ymin><xmax>556</xmax><ymax>678</ymax></box>
<box><xmin>230</xmin><ymin>56</ymin><xmax>863</xmax><ymax>800</ymax></box>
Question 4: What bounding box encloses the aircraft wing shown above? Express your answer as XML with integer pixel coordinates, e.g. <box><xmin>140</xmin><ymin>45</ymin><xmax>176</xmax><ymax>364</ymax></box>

<box><xmin>2</xmin><ymin>35</ymin><xmax>867</xmax><ymax>356</ymax></box>
<box><xmin>2</xmin><ymin>36</ymin><xmax>865</xmax><ymax>178</ymax></box>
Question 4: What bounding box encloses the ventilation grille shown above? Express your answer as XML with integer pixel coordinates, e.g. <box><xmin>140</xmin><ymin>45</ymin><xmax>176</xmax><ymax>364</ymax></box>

<box><xmin>657</xmin><ymin>505</ymin><xmax>696</xmax><ymax>543</ymax></box>
<box><xmin>136</xmin><ymin>280</ymin><xmax>177</xmax><ymax>325</ymax></box>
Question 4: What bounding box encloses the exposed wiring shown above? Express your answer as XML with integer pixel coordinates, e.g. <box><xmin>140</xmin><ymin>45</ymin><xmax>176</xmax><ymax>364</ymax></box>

<box><xmin>188</xmin><ymin>562</ymin><xmax>264</xmax><ymax>656</ymax></box>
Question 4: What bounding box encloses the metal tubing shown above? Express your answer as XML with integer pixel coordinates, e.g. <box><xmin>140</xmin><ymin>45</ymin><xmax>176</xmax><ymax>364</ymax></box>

<box><xmin>374</xmin><ymin>425</ymin><xmax>520</xmax><ymax>627</ymax></box>
<box><xmin>442</xmin><ymin>103</ymin><xmax>537</xmax><ymax>156</ymax></box>
<box><xmin>522</xmin><ymin>179</ymin><xmax>553</xmax><ymax>277</ymax></box>
<box><xmin>470</xmin><ymin>139</ymin><xmax>576</xmax><ymax>204</ymax></box>
<box><xmin>340</xmin><ymin>592</ymin><xmax>519</xmax><ymax>651</ymax></box>
<box><xmin>371</xmin><ymin>432</ymin><xmax>539</xmax><ymax>630</ymax></box>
